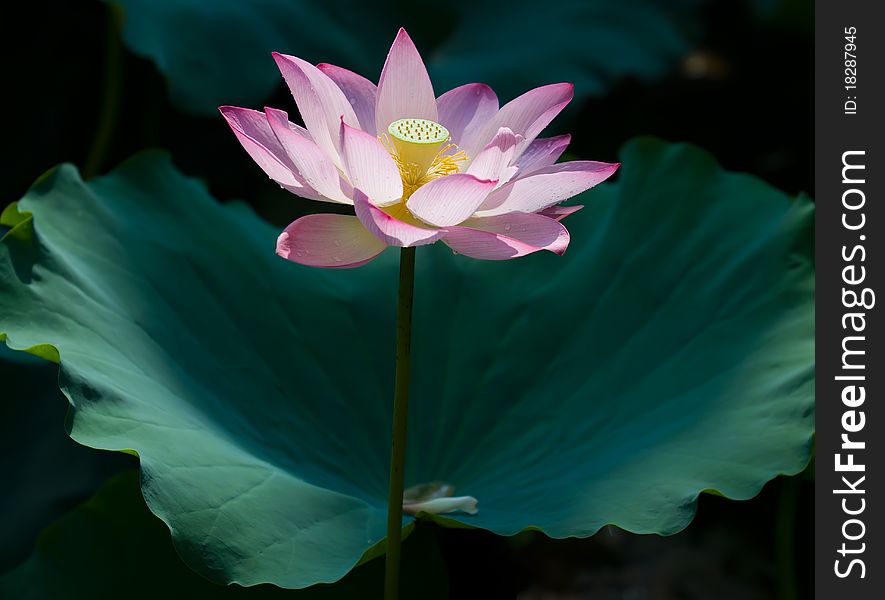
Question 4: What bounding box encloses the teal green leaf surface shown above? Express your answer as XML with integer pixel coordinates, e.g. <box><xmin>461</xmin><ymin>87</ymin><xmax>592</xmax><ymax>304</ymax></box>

<box><xmin>0</xmin><ymin>471</ymin><xmax>447</xmax><ymax>598</ymax></box>
<box><xmin>106</xmin><ymin>0</ymin><xmax>702</xmax><ymax>115</ymax></box>
<box><xmin>0</xmin><ymin>138</ymin><xmax>814</xmax><ymax>588</ymax></box>
<box><xmin>0</xmin><ymin>352</ymin><xmax>132</xmax><ymax>571</ymax></box>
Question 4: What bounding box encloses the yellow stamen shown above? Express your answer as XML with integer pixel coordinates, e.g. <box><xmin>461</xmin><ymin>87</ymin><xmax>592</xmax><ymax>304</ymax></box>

<box><xmin>381</xmin><ymin>118</ymin><xmax>468</xmax><ymax>200</ymax></box>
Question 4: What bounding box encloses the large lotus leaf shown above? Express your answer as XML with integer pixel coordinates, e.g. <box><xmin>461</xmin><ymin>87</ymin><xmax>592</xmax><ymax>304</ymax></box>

<box><xmin>0</xmin><ymin>349</ymin><xmax>132</xmax><ymax>571</ymax></box>
<box><xmin>0</xmin><ymin>138</ymin><xmax>813</xmax><ymax>588</ymax></box>
<box><xmin>106</xmin><ymin>0</ymin><xmax>702</xmax><ymax>115</ymax></box>
<box><xmin>0</xmin><ymin>471</ymin><xmax>447</xmax><ymax>598</ymax></box>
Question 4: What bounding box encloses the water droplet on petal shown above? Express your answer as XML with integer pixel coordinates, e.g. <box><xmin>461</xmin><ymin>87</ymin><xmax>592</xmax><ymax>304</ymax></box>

<box><xmin>503</xmin><ymin>223</ymin><xmax>512</xmax><ymax>232</ymax></box>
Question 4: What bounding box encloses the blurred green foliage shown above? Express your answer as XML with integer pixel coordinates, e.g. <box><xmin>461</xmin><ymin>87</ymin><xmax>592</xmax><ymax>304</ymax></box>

<box><xmin>106</xmin><ymin>0</ymin><xmax>703</xmax><ymax>115</ymax></box>
<box><xmin>0</xmin><ymin>347</ymin><xmax>132</xmax><ymax>571</ymax></box>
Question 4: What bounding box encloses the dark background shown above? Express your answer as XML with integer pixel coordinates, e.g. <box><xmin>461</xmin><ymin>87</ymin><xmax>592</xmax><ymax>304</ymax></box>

<box><xmin>3</xmin><ymin>1</ymin><xmax>813</xmax><ymax>598</ymax></box>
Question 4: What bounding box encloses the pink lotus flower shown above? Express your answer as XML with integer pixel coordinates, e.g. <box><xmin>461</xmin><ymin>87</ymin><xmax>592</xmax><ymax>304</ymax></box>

<box><xmin>220</xmin><ymin>28</ymin><xmax>619</xmax><ymax>268</ymax></box>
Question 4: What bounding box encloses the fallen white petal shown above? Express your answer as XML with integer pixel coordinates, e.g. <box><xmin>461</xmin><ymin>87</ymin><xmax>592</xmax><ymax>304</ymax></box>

<box><xmin>403</xmin><ymin>496</ymin><xmax>479</xmax><ymax>515</ymax></box>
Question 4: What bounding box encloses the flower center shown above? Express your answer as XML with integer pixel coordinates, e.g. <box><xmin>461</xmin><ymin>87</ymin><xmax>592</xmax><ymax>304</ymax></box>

<box><xmin>382</xmin><ymin>118</ymin><xmax>468</xmax><ymax>199</ymax></box>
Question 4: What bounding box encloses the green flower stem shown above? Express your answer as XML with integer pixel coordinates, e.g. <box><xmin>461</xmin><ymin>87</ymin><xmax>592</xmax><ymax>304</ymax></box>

<box><xmin>384</xmin><ymin>246</ymin><xmax>416</xmax><ymax>600</ymax></box>
<box><xmin>84</xmin><ymin>4</ymin><xmax>124</xmax><ymax>179</ymax></box>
